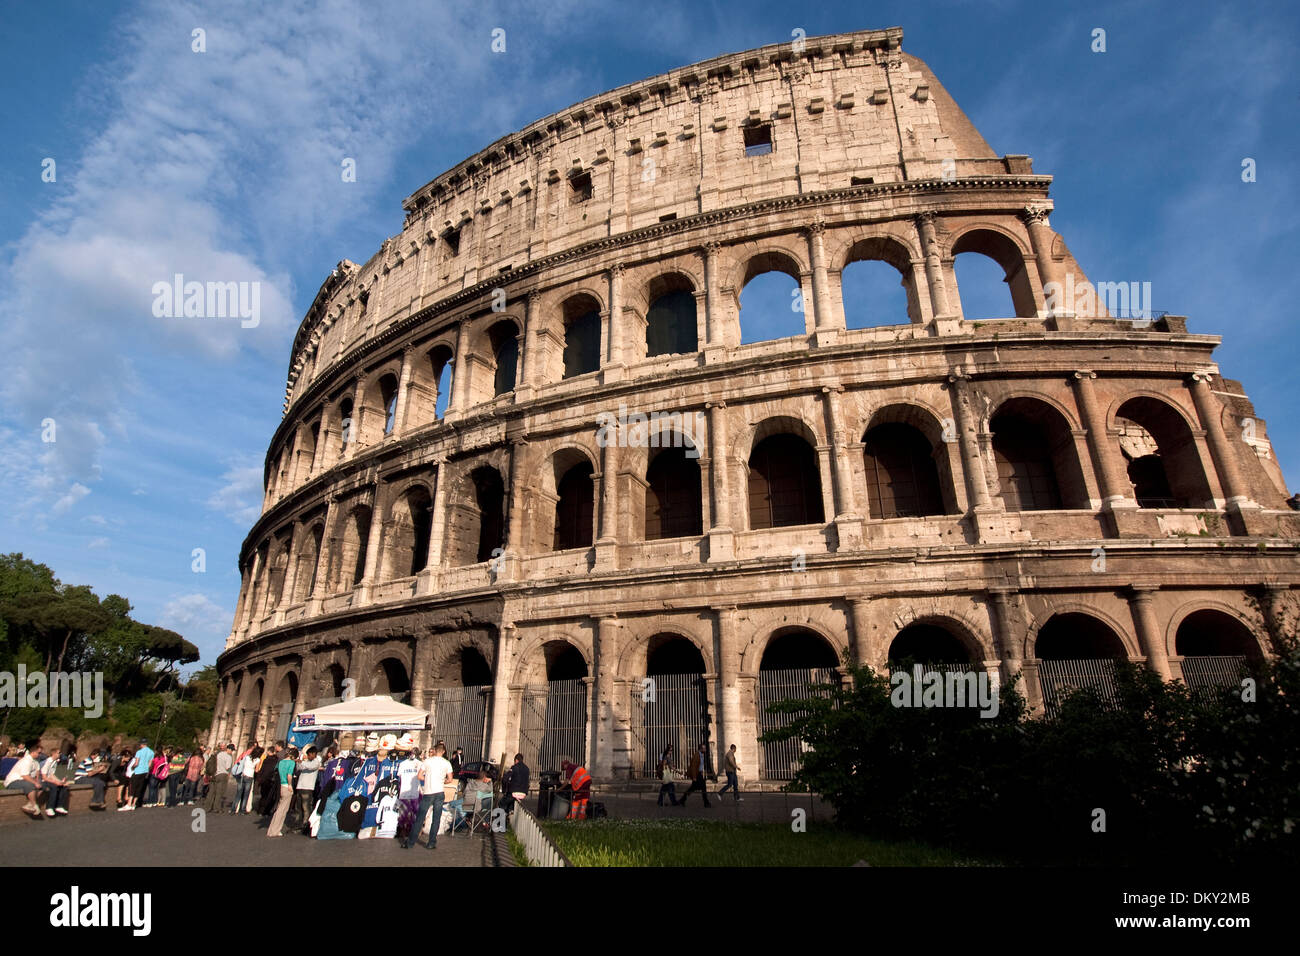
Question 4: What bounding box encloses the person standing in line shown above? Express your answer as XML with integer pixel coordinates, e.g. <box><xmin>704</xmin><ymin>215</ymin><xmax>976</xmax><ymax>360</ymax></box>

<box><xmin>267</xmin><ymin>746</ymin><xmax>298</xmax><ymax>837</ymax></box>
<box><xmin>292</xmin><ymin>746</ymin><xmax>322</xmax><ymax>829</ymax></box>
<box><xmin>182</xmin><ymin>747</ymin><xmax>204</xmax><ymax>805</ymax></box>
<box><xmin>256</xmin><ymin>742</ymin><xmax>282</xmax><ymax>817</ymax></box>
<box><xmin>677</xmin><ymin>742</ymin><xmax>711</xmax><ymax>808</ymax></box>
<box><xmin>166</xmin><ymin>748</ymin><xmax>186</xmax><ymax>806</ymax></box>
<box><xmin>121</xmin><ymin>739</ymin><xmax>153</xmax><ymax>812</ymax></box>
<box><xmin>204</xmin><ymin>744</ymin><xmax>234</xmax><ymax>813</ymax></box>
<box><xmin>231</xmin><ymin>745</ymin><xmax>261</xmax><ymax>814</ymax></box>
<box><xmin>404</xmin><ymin>743</ymin><xmax>454</xmax><ymax>851</ymax></box>
<box><xmin>717</xmin><ymin>743</ymin><xmax>743</xmax><ymax>802</ymax></box>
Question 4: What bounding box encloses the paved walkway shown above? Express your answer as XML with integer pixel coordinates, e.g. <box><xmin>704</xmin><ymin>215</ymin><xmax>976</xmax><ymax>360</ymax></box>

<box><xmin>0</xmin><ymin>805</ymin><xmax>511</xmax><ymax>867</ymax></box>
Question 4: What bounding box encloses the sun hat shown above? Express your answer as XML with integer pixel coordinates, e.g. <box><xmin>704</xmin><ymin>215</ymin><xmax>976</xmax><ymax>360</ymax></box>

<box><xmin>378</xmin><ymin>733</ymin><xmax>398</xmax><ymax>752</ymax></box>
<box><xmin>396</xmin><ymin>732</ymin><xmax>416</xmax><ymax>751</ymax></box>
<box><xmin>365</xmin><ymin>732</ymin><xmax>380</xmax><ymax>753</ymax></box>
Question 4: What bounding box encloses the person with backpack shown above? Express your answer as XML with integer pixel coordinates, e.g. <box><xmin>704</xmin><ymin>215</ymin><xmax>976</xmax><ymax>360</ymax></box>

<box><xmin>166</xmin><ymin>748</ymin><xmax>187</xmax><ymax>806</ymax></box>
<box><xmin>146</xmin><ymin>748</ymin><xmax>168</xmax><ymax>807</ymax></box>
<box><xmin>230</xmin><ymin>744</ymin><xmax>260</xmax><ymax>814</ymax></box>
<box><xmin>182</xmin><ymin>747</ymin><xmax>205</xmax><ymax>805</ymax></box>
<box><xmin>204</xmin><ymin>744</ymin><xmax>235</xmax><ymax>812</ymax></box>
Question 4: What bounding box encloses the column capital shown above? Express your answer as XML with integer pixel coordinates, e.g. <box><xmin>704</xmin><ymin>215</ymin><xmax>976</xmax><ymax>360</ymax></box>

<box><xmin>1019</xmin><ymin>202</ymin><xmax>1053</xmax><ymax>226</ymax></box>
<box><xmin>821</xmin><ymin>383</ymin><xmax>844</xmax><ymax>395</ymax></box>
<box><xmin>705</xmin><ymin>400</ymin><xmax>727</xmax><ymax>411</ymax></box>
<box><xmin>1188</xmin><ymin>369</ymin><xmax>1216</xmax><ymax>385</ymax></box>
<box><xmin>915</xmin><ymin>210</ymin><xmax>939</xmax><ymax>226</ymax></box>
<box><xmin>1127</xmin><ymin>584</ymin><xmax>1160</xmax><ymax>599</ymax></box>
<box><xmin>1073</xmin><ymin>369</ymin><xmax>1097</xmax><ymax>381</ymax></box>
<box><xmin>703</xmin><ymin>240</ymin><xmax>723</xmax><ymax>258</ymax></box>
<box><xmin>609</xmin><ymin>262</ymin><xmax>625</xmax><ymax>279</ymax></box>
<box><xmin>805</xmin><ymin>219</ymin><xmax>827</xmax><ymax>237</ymax></box>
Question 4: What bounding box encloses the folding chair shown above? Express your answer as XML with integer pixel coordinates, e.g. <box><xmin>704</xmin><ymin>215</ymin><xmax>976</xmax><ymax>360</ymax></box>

<box><xmin>469</xmin><ymin>790</ymin><xmax>495</xmax><ymax>837</ymax></box>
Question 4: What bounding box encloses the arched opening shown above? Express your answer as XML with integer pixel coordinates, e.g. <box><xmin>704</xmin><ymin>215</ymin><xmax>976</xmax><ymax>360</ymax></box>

<box><xmin>292</xmin><ymin>524</ymin><xmax>323</xmax><ymax>603</ymax></box>
<box><xmin>1176</xmin><ymin>609</ymin><xmax>1263</xmax><ymax>693</ymax></box>
<box><xmin>432</xmin><ymin>646</ymin><xmax>494</xmax><ymax>762</ymax></box>
<box><xmin>325</xmin><ymin>663</ymin><xmax>345</xmax><ymax>702</ymax></box>
<box><xmin>561</xmin><ymin>294</ymin><xmax>601</xmax><ymax>379</ymax></box>
<box><xmin>758</xmin><ymin>629</ymin><xmax>841</xmax><ymax>781</ymax></box>
<box><xmin>1115</xmin><ymin>397</ymin><xmax>1213</xmax><ymax>508</ymax></box>
<box><xmin>863</xmin><ymin>423</ymin><xmax>946</xmax><ymax>518</ymax></box>
<box><xmin>272</xmin><ymin>671</ymin><xmax>299</xmax><ymax>741</ymax></box>
<box><xmin>990</xmin><ymin>399</ymin><xmax>1088</xmax><ymax>511</ymax></box>
<box><xmin>841</xmin><ymin>237</ymin><xmax>917</xmax><ymax>328</ymax></box>
<box><xmin>1035</xmin><ymin>613</ymin><xmax>1127</xmax><ymax>717</ymax></box>
<box><xmin>245</xmin><ymin>679</ymin><xmax>264</xmax><ymax>742</ymax></box>
<box><xmin>430</xmin><ymin>345</ymin><xmax>454</xmax><ymax>420</ymax></box>
<box><xmin>887</xmin><ymin>624</ymin><xmax>974</xmax><ymax>666</ymax></box>
<box><xmin>333</xmin><ymin>504</ymin><xmax>371</xmax><ymax>590</ymax></box>
<box><xmin>488</xmin><ymin>320</ymin><xmax>519</xmax><ymax>396</ymax></box>
<box><xmin>449</xmin><ymin>466</ymin><xmax>505</xmax><ymax>566</ymax></box>
<box><xmin>635</xmin><ymin>635</ymin><xmax>710</xmax><ymax>778</ymax></box>
<box><xmin>553</xmin><ymin>461</ymin><xmax>595</xmax><ymax>551</ymax></box>
<box><xmin>300</xmin><ymin>422</ymin><xmax>319</xmax><ymax>482</ymax></box>
<box><xmin>520</xmin><ymin>641</ymin><xmax>589</xmax><ymax>773</ymax></box>
<box><xmin>373</xmin><ymin>657</ymin><xmax>411</xmax><ymax>701</ymax></box>
<box><xmin>337</xmin><ymin>397</ymin><xmax>354</xmax><ymax>457</ymax></box>
<box><xmin>379</xmin><ymin>373</ymin><xmax>399</xmax><ymax>436</ymax></box>
<box><xmin>645</xmin><ymin>445</ymin><xmax>702</xmax><ymax>540</ymax></box>
<box><xmin>263</xmin><ymin>540</ymin><xmax>291</xmax><ymax>615</ymax></box>
<box><xmin>386</xmin><ymin>485</ymin><xmax>433</xmax><ymax>578</ymax></box>
<box><xmin>951</xmin><ymin>229</ymin><xmax>1037</xmax><ymax>319</ymax></box>
<box><xmin>739</xmin><ymin>252</ymin><xmax>805</xmax><ymax>345</ymax></box>
<box><xmin>645</xmin><ymin>274</ymin><xmax>698</xmax><ymax>357</ymax></box>
<box><xmin>748</xmin><ymin>432</ymin><xmax>824</xmax><ymax>529</ymax></box>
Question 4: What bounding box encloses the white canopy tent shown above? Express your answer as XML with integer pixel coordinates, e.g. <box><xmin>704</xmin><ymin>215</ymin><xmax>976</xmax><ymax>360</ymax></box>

<box><xmin>292</xmin><ymin>695</ymin><xmax>430</xmax><ymax>732</ymax></box>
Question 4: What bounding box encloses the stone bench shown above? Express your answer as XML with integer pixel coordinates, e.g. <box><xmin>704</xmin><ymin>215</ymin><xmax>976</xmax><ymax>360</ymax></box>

<box><xmin>0</xmin><ymin>783</ymin><xmax>102</xmax><ymax>824</ymax></box>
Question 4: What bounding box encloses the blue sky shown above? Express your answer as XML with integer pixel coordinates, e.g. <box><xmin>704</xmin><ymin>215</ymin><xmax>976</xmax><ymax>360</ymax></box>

<box><xmin>1</xmin><ymin>0</ymin><xmax>1296</xmax><ymax>671</ymax></box>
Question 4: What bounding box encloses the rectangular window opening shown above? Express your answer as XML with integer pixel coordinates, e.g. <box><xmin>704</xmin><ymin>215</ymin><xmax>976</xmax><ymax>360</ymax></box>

<box><xmin>744</xmin><ymin>123</ymin><xmax>773</xmax><ymax>158</ymax></box>
<box><xmin>569</xmin><ymin>171</ymin><xmax>593</xmax><ymax>203</ymax></box>
<box><xmin>850</xmin><ymin>175</ymin><xmax>874</xmax><ymax>186</ymax></box>
<box><xmin>445</xmin><ymin>228</ymin><xmax>461</xmax><ymax>256</ymax></box>
<box><xmin>659</xmin><ymin>213</ymin><xmax>678</xmax><ymax>222</ymax></box>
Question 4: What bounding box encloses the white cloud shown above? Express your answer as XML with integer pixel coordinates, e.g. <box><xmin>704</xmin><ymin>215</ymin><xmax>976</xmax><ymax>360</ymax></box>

<box><xmin>87</xmin><ymin>537</ymin><xmax>111</xmax><ymax>550</ymax></box>
<box><xmin>51</xmin><ymin>482</ymin><xmax>91</xmax><ymax>516</ymax></box>
<box><xmin>207</xmin><ymin>461</ymin><xmax>264</xmax><ymax>526</ymax></box>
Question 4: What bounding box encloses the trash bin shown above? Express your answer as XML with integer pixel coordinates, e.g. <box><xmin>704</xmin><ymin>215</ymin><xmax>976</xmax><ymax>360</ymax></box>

<box><xmin>549</xmin><ymin>793</ymin><xmax>571</xmax><ymax>820</ymax></box>
<box><xmin>537</xmin><ymin>770</ymin><xmax>560</xmax><ymax>818</ymax></box>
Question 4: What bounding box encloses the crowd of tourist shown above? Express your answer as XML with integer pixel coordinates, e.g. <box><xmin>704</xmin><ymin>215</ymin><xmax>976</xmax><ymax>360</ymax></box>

<box><xmin>3</xmin><ymin>733</ymin><xmax>601</xmax><ymax>843</ymax></box>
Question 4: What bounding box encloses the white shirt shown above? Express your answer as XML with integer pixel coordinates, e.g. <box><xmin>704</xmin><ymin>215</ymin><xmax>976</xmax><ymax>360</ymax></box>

<box><xmin>418</xmin><ymin>755</ymin><xmax>453</xmax><ymax>797</ymax></box>
<box><xmin>4</xmin><ymin>753</ymin><xmax>41</xmax><ymax>787</ymax></box>
<box><xmin>397</xmin><ymin>758</ymin><xmax>422</xmax><ymax>800</ymax></box>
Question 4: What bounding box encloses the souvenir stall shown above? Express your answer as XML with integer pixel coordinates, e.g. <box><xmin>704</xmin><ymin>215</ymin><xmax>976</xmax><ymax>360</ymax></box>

<box><xmin>291</xmin><ymin>696</ymin><xmax>430</xmax><ymax>842</ymax></box>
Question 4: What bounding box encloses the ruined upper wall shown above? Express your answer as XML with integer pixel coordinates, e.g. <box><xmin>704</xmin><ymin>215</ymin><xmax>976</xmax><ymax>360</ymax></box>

<box><xmin>284</xmin><ymin>27</ymin><xmax>1023</xmax><ymax>406</ymax></box>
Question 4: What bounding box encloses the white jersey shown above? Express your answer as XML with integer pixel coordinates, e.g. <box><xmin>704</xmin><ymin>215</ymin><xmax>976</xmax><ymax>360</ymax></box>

<box><xmin>397</xmin><ymin>758</ymin><xmax>422</xmax><ymax>800</ymax></box>
<box><xmin>374</xmin><ymin>791</ymin><xmax>400</xmax><ymax>839</ymax></box>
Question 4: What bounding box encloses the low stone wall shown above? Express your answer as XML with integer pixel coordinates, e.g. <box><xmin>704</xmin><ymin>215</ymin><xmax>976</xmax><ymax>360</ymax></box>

<box><xmin>0</xmin><ymin>783</ymin><xmax>101</xmax><ymax>825</ymax></box>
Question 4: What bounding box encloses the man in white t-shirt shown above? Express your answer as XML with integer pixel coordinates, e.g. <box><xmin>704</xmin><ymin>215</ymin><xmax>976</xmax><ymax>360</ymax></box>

<box><xmin>403</xmin><ymin>743</ymin><xmax>453</xmax><ymax>850</ymax></box>
<box><xmin>3</xmin><ymin>740</ymin><xmax>45</xmax><ymax>818</ymax></box>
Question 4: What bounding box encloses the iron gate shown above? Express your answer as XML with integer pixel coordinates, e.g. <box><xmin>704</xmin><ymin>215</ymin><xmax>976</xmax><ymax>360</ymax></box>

<box><xmin>628</xmin><ymin>672</ymin><xmax>711</xmax><ymax>778</ymax></box>
<box><xmin>757</xmin><ymin>667</ymin><xmax>839</xmax><ymax>780</ymax></box>
<box><xmin>431</xmin><ymin>685</ymin><xmax>491</xmax><ymax>760</ymax></box>
<box><xmin>1180</xmin><ymin>655</ymin><xmax>1248</xmax><ymax>695</ymax></box>
<box><xmin>518</xmin><ymin>679</ymin><xmax>588</xmax><ymax>773</ymax></box>
<box><xmin>1037</xmin><ymin>658</ymin><xmax>1119</xmax><ymax>718</ymax></box>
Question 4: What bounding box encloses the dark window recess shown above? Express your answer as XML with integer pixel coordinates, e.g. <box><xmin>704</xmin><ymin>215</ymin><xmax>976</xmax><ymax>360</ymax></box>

<box><xmin>850</xmin><ymin>175</ymin><xmax>874</xmax><ymax>186</ymax></box>
<box><xmin>748</xmin><ymin>434</ymin><xmax>824</xmax><ymax>529</ymax></box>
<box><xmin>445</xmin><ymin>228</ymin><xmax>461</xmax><ymax>256</ymax></box>
<box><xmin>553</xmin><ymin>463</ymin><xmax>595</xmax><ymax>551</ymax></box>
<box><xmin>569</xmin><ymin>171</ymin><xmax>593</xmax><ymax>203</ymax></box>
<box><xmin>562</xmin><ymin>310</ymin><xmax>601</xmax><ymax>378</ymax></box>
<box><xmin>862</xmin><ymin>423</ymin><xmax>944</xmax><ymax>519</ymax></box>
<box><xmin>645</xmin><ymin>449</ymin><xmax>702</xmax><ymax>540</ymax></box>
<box><xmin>358</xmin><ymin>290</ymin><xmax>369</xmax><ymax>318</ymax></box>
<box><xmin>659</xmin><ymin>213</ymin><xmax>678</xmax><ymax>222</ymax></box>
<box><xmin>991</xmin><ymin>416</ymin><xmax>1063</xmax><ymax>511</ymax></box>
<box><xmin>744</xmin><ymin>123</ymin><xmax>773</xmax><ymax>157</ymax></box>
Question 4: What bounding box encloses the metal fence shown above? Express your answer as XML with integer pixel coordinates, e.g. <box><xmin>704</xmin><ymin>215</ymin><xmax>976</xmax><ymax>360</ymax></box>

<box><xmin>431</xmin><ymin>685</ymin><xmax>491</xmax><ymax>761</ymax></box>
<box><xmin>509</xmin><ymin>805</ymin><xmax>570</xmax><ymax>867</ymax></box>
<box><xmin>757</xmin><ymin>667</ymin><xmax>839</xmax><ymax>780</ymax></box>
<box><xmin>519</xmin><ymin>679</ymin><xmax>588</xmax><ymax>773</ymax></box>
<box><xmin>1037</xmin><ymin>658</ymin><xmax>1119</xmax><ymax>718</ymax></box>
<box><xmin>628</xmin><ymin>672</ymin><xmax>712</xmax><ymax>778</ymax></box>
<box><xmin>1180</xmin><ymin>655</ymin><xmax>1249</xmax><ymax>695</ymax></box>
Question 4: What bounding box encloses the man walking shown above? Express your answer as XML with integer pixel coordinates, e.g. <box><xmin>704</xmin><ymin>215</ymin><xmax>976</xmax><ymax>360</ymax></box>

<box><xmin>678</xmin><ymin>742</ymin><xmax>711</xmax><ymax>808</ymax></box>
<box><xmin>204</xmin><ymin>744</ymin><xmax>234</xmax><ymax>813</ymax></box>
<box><xmin>717</xmin><ymin>743</ymin><xmax>743</xmax><ymax>802</ymax></box>
<box><xmin>503</xmin><ymin>753</ymin><xmax>529</xmax><ymax>813</ymax></box>
<box><xmin>405</xmin><ymin>743</ymin><xmax>453</xmax><ymax>850</ymax></box>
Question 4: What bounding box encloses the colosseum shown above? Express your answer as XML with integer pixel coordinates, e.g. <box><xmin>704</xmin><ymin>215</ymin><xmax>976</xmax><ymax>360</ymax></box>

<box><xmin>213</xmin><ymin>26</ymin><xmax>1300</xmax><ymax>784</ymax></box>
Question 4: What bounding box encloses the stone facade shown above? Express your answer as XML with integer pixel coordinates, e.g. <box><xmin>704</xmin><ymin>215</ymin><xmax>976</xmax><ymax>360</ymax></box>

<box><xmin>214</xmin><ymin>27</ymin><xmax>1300</xmax><ymax>783</ymax></box>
